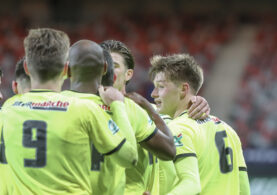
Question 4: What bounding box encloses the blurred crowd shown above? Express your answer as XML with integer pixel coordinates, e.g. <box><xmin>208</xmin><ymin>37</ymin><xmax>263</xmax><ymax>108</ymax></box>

<box><xmin>0</xmin><ymin>14</ymin><xmax>233</xmax><ymax>102</ymax></box>
<box><xmin>230</xmin><ymin>24</ymin><xmax>277</xmax><ymax>148</ymax></box>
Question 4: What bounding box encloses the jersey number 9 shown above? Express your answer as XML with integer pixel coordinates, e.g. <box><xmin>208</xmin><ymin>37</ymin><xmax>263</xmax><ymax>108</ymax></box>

<box><xmin>23</xmin><ymin>120</ymin><xmax>47</xmax><ymax>168</ymax></box>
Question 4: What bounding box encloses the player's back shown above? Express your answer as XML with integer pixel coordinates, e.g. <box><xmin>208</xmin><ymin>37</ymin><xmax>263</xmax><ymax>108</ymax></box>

<box><xmin>61</xmin><ymin>90</ymin><xmax>119</xmax><ymax>194</ymax></box>
<box><xmin>1</xmin><ymin>90</ymin><xmax>112</xmax><ymax>195</ymax></box>
<box><xmin>61</xmin><ymin>90</ymin><xmax>159</xmax><ymax>195</ymax></box>
<box><xmin>172</xmin><ymin>113</ymin><xmax>246</xmax><ymax>195</ymax></box>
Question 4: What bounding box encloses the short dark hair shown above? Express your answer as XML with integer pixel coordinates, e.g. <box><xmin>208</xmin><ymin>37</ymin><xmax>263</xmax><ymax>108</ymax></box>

<box><xmin>0</xmin><ymin>68</ymin><xmax>2</xmax><ymax>77</ymax></box>
<box><xmin>24</xmin><ymin>28</ymin><xmax>70</xmax><ymax>82</ymax></box>
<box><xmin>101</xmin><ymin>49</ymin><xmax>114</xmax><ymax>86</ymax></box>
<box><xmin>149</xmin><ymin>54</ymin><xmax>204</xmax><ymax>94</ymax></box>
<box><xmin>100</xmin><ymin>40</ymin><xmax>134</xmax><ymax>70</ymax></box>
<box><xmin>15</xmin><ymin>57</ymin><xmax>30</xmax><ymax>82</ymax></box>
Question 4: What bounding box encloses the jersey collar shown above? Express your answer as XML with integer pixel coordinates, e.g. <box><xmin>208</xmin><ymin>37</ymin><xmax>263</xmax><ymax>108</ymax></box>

<box><xmin>178</xmin><ymin>110</ymin><xmax>188</xmax><ymax>117</ymax></box>
<box><xmin>64</xmin><ymin>90</ymin><xmax>99</xmax><ymax>98</ymax></box>
<box><xmin>29</xmin><ymin>89</ymin><xmax>57</xmax><ymax>93</ymax></box>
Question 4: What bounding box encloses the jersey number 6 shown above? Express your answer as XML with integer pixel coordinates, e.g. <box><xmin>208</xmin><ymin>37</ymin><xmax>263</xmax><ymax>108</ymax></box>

<box><xmin>215</xmin><ymin>130</ymin><xmax>233</xmax><ymax>173</ymax></box>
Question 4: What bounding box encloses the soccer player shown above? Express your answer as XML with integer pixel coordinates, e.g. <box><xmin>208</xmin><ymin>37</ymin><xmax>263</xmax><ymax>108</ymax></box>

<box><xmin>63</xmin><ymin>39</ymin><xmax>176</xmax><ymax>195</ymax></box>
<box><xmin>0</xmin><ymin>68</ymin><xmax>8</xmax><ymax>195</ymax></box>
<box><xmin>1</xmin><ymin>28</ymin><xmax>137</xmax><ymax>194</ymax></box>
<box><xmin>12</xmin><ymin>57</ymin><xmax>31</xmax><ymax>94</ymax></box>
<box><xmin>147</xmin><ymin>53</ymin><xmax>250</xmax><ymax>195</ymax></box>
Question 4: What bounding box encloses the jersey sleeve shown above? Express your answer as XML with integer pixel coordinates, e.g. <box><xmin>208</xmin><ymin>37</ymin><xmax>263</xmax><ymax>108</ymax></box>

<box><xmin>0</xmin><ymin>112</ymin><xmax>6</xmax><ymax>163</ymax></box>
<box><xmin>0</xmin><ymin>111</ymin><xmax>9</xmax><ymax>195</ymax></box>
<box><xmin>168</xmin><ymin>121</ymin><xmax>197</xmax><ymax>162</ymax></box>
<box><xmin>167</xmin><ymin>155</ymin><xmax>201</xmax><ymax>195</ymax></box>
<box><xmin>167</xmin><ymin>120</ymin><xmax>201</xmax><ymax>195</ymax></box>
<box><xmin>125</xmin><ymin>98</ymin><xmax>157</xmax><ymax>143</ymax></box>
<box><xmin>234</xmin><ymin>132</ymin><xmax>247</xmax><ymax>170</ymax></box>
<box><xmin>225</xmin><ymin>124</ymin><xmax>247</xmax><ymax>170</ymax></box>
<box><xmin>110</xmin><ymin>101</ymin><xmax>137</xmax><ymax>147</ymax></box>
<box><xmin>80</xmin><ymin>100</ymin><xmax>126</xmax><ymax>155</ymax></box>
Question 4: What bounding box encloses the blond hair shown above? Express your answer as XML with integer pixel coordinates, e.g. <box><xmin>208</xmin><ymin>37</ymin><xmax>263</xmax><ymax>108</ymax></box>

<box><xmin>149</xmin><ymin>53</ymin><xmax>204</xmax><ymax>94</ymax></box>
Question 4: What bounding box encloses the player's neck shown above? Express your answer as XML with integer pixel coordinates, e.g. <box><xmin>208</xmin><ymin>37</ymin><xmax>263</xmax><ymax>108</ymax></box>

<box><xmin>70</xmin><ymin>81</ymin><xmax>99</xmax><ymax>95</ymax></box>
<box><xmin>120</xmin><ymin>85</ymin><xmax>127</xmax><ymax>95</ymax></box>
<box><xmin>173</xmin><ymin>95</ymin><xmax>192</xmax><ymax>119</ymax></box>
<box><xmin>31</xmin><ymin>78</ymin><xmax>63</xmax><ymax>92</ymax></box>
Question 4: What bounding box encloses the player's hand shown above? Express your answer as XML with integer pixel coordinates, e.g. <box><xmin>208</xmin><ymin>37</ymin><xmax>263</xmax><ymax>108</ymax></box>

<box><xmin>143</xmin><ymin>192</ymin><xmax>151</xmax><ymax>195</ymax></box>
<box><xmin>99</xmin><ymin>86</ymin><xmax>124</xmax><ymax>106</ymax></box>
<box><xmin>188</xmin><ymin>96</ymin><xmax>210</xmax><ymax>120</ymax></box>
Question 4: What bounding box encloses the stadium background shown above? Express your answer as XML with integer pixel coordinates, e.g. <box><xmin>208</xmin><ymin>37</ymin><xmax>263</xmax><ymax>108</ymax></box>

<box><xmin>0</xmin><ymin>0</ymin><xmax>276</xmax><ymax>194</ymax></box>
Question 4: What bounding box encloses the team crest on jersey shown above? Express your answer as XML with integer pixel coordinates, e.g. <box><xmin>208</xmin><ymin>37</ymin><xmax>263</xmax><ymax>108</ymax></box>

<box><xmin>174</xmin><ymin>133</ymin><xmax>183</xmax><ymax>147</ymax></box>
<box><xmin>108</xmin><ymin>120</ymin><xmax>119</xmax><ymax>135</ymax></box>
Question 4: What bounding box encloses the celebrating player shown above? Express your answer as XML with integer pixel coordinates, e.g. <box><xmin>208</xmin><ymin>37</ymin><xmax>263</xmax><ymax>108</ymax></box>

<box><xmin>148</xmin><ymin>53</ymin><xmax>250</xmax><ymax>195</ymax></box>
<box><xmin>63</xmin><ymin>39</ymin><xmax>176</xmax><ymax>195</ymax></box>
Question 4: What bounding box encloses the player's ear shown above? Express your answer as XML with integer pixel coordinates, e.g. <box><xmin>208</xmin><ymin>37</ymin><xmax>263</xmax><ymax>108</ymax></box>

<box><xmin>67</xmin><ymin>64</ymin><xmax>71</xmax><ymax>78</ymax></box>
<box><xmin>23</xmin><ymin>60</ymin><xmax>30</xmax><ymax>76</ymax></box>
<box><xmin>125</xmin><ymin>69</ymin><xmax>133</xmax><ymax>82</ymax></box>
<box><xmin>62</xmin><ymin>61</ymin><xmax>69</xmax><ymax>78</ymax></box>
<box><xmin>12</xmin><ymin>80</ymin><xmax>19</xmax><ymax>94</ymax></box>
<box><xmin>180</xmin><ymin>82</ymin><xmax>189</xmax><ymax>99</ymax></box>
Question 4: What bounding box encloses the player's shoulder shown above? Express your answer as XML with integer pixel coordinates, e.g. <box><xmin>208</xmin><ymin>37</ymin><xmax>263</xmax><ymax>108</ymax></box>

<box><xmin>1</xmin><ymin>94</ymin><xmax>23</xmax><ymax>108</ymax></box>
<box><xmin>169</xmin><ymin>111</ymin><xmax>200</xmax><ymax>136</ymax></box>
<box><xmin>40</xmin><ymin>91</ymin><xmax>101</xmax><ymax>112</ymax></box>
<box><xmin>124</xmin><ymin>97</ymin><xmax>147</xmax><ymax>115</ymax></box>
<box><xmin>209</xmin><ymin>115</ymin><xmax>240</xmax><ymax>140</ymax></box>
<box><xmin>60</xmin><ymin>91</ymin><xmax>100</xmax><ymax>108</ymax></box>
<box><xmin>173</xmin><ymin>111</ymin><xmax>198</xmax><ymax>127</ymax></box>
<box><xmin>124</xmin><ymin>97</ymin><xmax>138</xmax><ymax>107</ymax></box>
<box><xmin>160</xmin><ymin>114</ymin><xmax>172</xmax><ymax>124</ymax></box>
<box><xmin>66</xmin><ymin>95</ymin><xmax>100</xmax><ymax>111</ymax></box>
<box><xmin>62</xmin><ymin>90</ymin><xmax>98</xmax><ymax>99</ymax></box>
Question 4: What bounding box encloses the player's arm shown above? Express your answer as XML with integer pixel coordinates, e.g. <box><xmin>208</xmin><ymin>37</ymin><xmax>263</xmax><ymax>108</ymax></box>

<box><xmin>239</xmin><ymin>169</ymin><xmax>250</xmax><ymax>195</ymax></box>
<box><xmin>99</xmin><ymin>86</ymin><xmax>138</xmax><ymax>168</ymax></box>
<box><xmin>109</xmin><ymin>101</ymin><xmax>137</xmax><ymax>150</ymax></box>
<box><xmin>167</xmin><ymin>156</ymin><xmax>201</xmax><ymax>195</ymax></box>
<box><xmin>87</xmin><ymin>104</ymin><xmax>138</xmax><ymax>168</ymax></box>
<box><xmin>188</xmin><ymin>96</ymin><xmax>210</xmax><ymax>120</ymax></box>
<box><xmin>166</xmin><ymin>123</ymin><xmax>201</xmax><ymax>195</ymax></box>
<box><xmin>235</xmin><ymin>132</ymin><xmax>250</xmax><ymax>195</ymax></box>
<box><xmin>0</xmin><ymin>114</ymin><xmax>8</xmax><ymax>195</ymax></box>
<box><xmin>107</xmin><ymin>101</ymin><xmax>138</xmax><ymax>168</ymax></box>
<box><xmin>126</xmin><ymin>92</ymin><xmax>175</xmax><ymax>161</ymax></box>
<box><xmin>0</xmin><ymin>114</ymin><xmax>6</xmax><ymax>164</ymax></box>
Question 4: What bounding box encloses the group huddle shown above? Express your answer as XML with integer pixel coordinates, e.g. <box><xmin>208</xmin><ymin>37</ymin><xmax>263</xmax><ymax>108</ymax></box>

<box><xmin>0</xmin><ymin>28</ymin><xmax>250</xmax><ymax>195</ymax></box>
